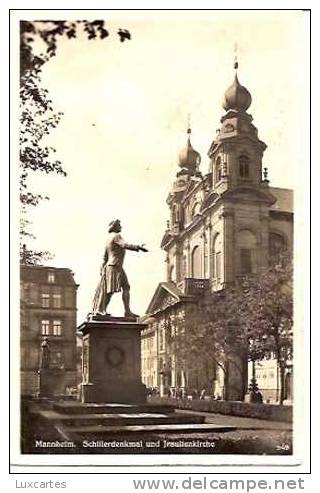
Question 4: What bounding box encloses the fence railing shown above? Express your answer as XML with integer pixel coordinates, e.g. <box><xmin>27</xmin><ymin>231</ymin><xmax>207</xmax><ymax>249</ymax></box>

<box><xmin>178</xmin><ymin>278</ymin><xmax>209</xmax><ymax>296</ymax></box>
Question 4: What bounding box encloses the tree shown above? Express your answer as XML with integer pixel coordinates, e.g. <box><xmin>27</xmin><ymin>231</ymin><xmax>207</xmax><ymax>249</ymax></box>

<box><xmin>170</xmin><ymin>296</ymin><xmax>248</xmax><ymax>400</ymax></box>
<box><xmin>248</xmin><ymin>377</ymin><xmax>263</xmax><ymax>403</ymax></box>
<box><xmin>238</xmin><ymin>256</ymin><xmax>293</xmax><ymax>404</ymax></box>
<box><xmin>19</xmin><ymin>20</ymin><xmax>131</xmax><ymax>264</ymax></box>
<box><xmin>171</xmin><ymin>256</ymin><xmax>293</xmax><ymax>403</ymax></box>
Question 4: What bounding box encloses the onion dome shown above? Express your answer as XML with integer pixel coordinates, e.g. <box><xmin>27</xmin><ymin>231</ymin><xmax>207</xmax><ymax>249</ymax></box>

<box><xmin>222</xmin><ymin>72</ymin><xmax>252</xmax><ymax>112</ymax></box>
<box><xmin>178</xmin><ymin>128</ymin><xmax>201</xmax><ymax>171</ymax></box>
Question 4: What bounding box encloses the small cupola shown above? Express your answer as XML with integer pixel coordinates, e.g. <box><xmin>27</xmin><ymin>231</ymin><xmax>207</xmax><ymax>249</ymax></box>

<box><xmin>178</xmin><ymin>127</ymin><xmax>201</xmax><ymax>174</ymax></box>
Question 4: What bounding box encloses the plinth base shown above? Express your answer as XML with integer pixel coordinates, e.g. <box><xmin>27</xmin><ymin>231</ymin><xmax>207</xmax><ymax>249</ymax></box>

<box><xmin>81</xmin><ymin>381</ymin><xmax>146</xmax><ymax>404</ymax></box>
<box><xmin>78</xmin><ymin>318</ymin><xmax>147</xmax><ymax>404</ymax></box>
<box><xmin>38</xmin><ymin>368</ymin><xmax>62</xmax><ymax>397</ymax></box>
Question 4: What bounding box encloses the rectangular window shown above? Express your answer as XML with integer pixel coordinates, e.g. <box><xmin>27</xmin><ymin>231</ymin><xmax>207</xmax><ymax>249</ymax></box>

<box><xmin>240</xmin><ymin>248</ymin><xmax>252</xmax><ymax>274</ymax></box>
<box><xmin>211</xmin><ymin>253</ymin><xmax>215</xmax><ymax>278</ymax></box>
<box><xmin>48</xmin><ymin>272</ymin><xmax>55</xmax><ymax>283</ymax></box>
<box><xmin>239</xmin><ymin>162</ymin><xmax>249</xmax><ymax>178</ymax></box>
<box><xmin>216</xmin><ymin>166</ymin><xmax>222</xmax><ymax>182</ymax></box>
<box><xmin>53</xmin><ymin>320</ymin><xmax>62</xmax><ymax>336</ymax></box>
<box><xmin>215</xmin><ymin>252</ymin><xmax>222</xmax><ymax>280</ymax></box>
<box><xmin>52</xmin><ymin>351</ymin><xmax>63</xmax><ymax>368</ymax></box>
<box><xmin>204</xmin><ymin>249</ymin><xmax>208</xmax><ymax>278</ymax></box>
<box><xmin>53</xmin><ymin>294</ymin><xmax>62</xmax><ymax>308</ymax></box>
<box><xmin>41</xmin><ymin>293</ymin><xmax>50</xmax><ymax>308</ymax></box>
<box><xmin>159</xmin><ymin>328</ymin><xmax>164</xmax><ymax>351</ymax></box>
<box><xmin>41</xmin><ymin>320</ymin><xmax>50</xmax><ymax>335</ymax></box>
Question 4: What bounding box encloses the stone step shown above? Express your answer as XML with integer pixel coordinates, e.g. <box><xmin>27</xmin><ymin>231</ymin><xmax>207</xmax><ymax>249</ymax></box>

<box><xmin>36</xmin><ymin>410</ymin><xmax>205</xmax><ymax>427</ymax></box>
<box><xmin>51</xmin><ymin>401</ymin><xmax>175</xmax><ymax>415</ymax></box>
<box><xmin>59</xmin><ymin>422</ymin><xmax>236</xmax><ymax>440</ymax></box>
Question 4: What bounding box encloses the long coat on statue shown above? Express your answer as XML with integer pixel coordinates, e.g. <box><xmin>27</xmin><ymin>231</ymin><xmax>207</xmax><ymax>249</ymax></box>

<box><xmin>92</xmin><ymin>232</ymin><xmax>140</xmax><ymax>313</ymax></box>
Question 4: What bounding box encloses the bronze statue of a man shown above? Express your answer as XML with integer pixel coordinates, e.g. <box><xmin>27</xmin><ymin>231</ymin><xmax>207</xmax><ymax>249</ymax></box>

<box><xmin>92</xmin><ymin>219</ymin><xmax>147</xmax><ymax>319</ymax></box>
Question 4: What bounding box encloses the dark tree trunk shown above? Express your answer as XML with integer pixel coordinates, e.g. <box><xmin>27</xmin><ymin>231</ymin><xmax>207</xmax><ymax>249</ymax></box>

<box><xmin>224</xmin><ymin>360</ymin><xmax>230</xmax><ymax>401</ymax></box>
<box><xmin>252</xmin><ymin>360</ymin><xmax>256</xmax><ymax>381</ymax></box>
<box><xmin>279</xmin><ymin>363</ymin><xmax>286</xmax><ymax>405</ymax></box>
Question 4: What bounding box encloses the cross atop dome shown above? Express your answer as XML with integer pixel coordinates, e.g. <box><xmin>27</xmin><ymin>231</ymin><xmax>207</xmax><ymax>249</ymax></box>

<box><xmin>222</xmin><ymin>48</ymin><xmax>252</xmax><ymax>112</ymax></box>
<box><xmin>234</xmin><ymin>41</ymin><xmax>239</xmax><ymax>70</ymax></box>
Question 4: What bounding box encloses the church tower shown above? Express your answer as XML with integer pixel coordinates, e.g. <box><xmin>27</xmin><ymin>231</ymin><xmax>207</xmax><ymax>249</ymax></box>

<box><xmin>204</xmin><ymin>64</ymin><xmax>278</xmax><ymax>286</ymax></box>
<box><xmin>162</xmin><ymin>126</ymin><xmax>203</xmax><ymax>284</ymax></box>
<box><xmin>144</xmin><ymin>62</ymin><xmax>293</xmax><ymax>400</ymax></box>
<box><xmin>208</xmin><ymin>64</ymin><xmax>268</xmax><ymax>194</ymax></box>
<box><xmin>168</xmin><ymin>127</ymin><xmax>202</xmax><ymax>233</ymax></box>
<box><xmin>161</xmin><ymin>64</ymin><xmax>278</xmax><ymax>289</ymax></box>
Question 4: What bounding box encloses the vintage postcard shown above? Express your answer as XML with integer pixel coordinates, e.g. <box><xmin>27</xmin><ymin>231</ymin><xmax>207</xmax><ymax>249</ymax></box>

<box><xmin>10</xmin><ymin>9</ymin><xmax>310</xmax><ymax>472</ymax></box>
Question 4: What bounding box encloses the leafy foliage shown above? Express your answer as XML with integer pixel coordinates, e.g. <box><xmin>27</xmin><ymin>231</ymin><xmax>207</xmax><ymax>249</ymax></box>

<box><xmin>20</xmin><ymin>243</ymin><xmax>53</xmax><ymax>266</ymax></box>
<box><xmin>19</xmin><ymin>20</ymin><xmax>131</xmax><ymax>264</ymax></box>
<box><xmin>248</xmin><ymin>377</ymin><xmax>263</xmax><ymax>403</ymax></box>
<box><xmin>171</xmin><ymin>256</ymin><xmax>293</xmax><ymax>402</ymax></box>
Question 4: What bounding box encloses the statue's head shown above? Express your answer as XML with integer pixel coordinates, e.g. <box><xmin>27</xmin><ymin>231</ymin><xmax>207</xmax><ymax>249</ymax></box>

<box><xmin>108</xmin><ymin>219</ymin><xmax>121</xmax><ymax>233</ymax></box>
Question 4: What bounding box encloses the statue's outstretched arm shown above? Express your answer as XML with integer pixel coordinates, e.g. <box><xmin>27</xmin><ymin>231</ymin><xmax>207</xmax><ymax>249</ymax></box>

<box><xmin>114</xmin><ymin>234</ymin><xmax>147</xmax><ymax>252</ymax></box>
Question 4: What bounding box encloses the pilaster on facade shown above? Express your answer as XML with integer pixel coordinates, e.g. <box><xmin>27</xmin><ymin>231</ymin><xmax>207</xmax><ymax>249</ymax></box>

<box><xmin>223</xmin><ymin>208</ymin><xmax>235</xmax><ymax>284</ymax></box>
<box><xmin>143</xmin><ymin>66</ymin><xmax>294</xmax><ymax>401</ymax></box>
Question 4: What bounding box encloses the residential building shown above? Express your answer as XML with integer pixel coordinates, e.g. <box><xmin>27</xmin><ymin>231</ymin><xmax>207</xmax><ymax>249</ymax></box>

<box><xmin>20</xmin><ymin>264</ymin><xmax>78</xmax><ymax>396</ymax></box>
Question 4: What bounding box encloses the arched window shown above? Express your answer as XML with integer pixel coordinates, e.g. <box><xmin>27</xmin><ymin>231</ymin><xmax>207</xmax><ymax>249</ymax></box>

<box><xmin>191</xmin><ymin>245</ymin><xmax>202</xmax><ymax>278</ymax></box>
<box><xmin>176</xmin><ymin>371</ymin><xmax>182</xmax><ymax>387</ymax></box>
<box><xmin>212</xmin><ymin>233</ymin><xmax>222</xmax><ymax>281</ymax></box>
<box><xmin>269</xmin><ymin>233</ymin><xmax>286</xmax><ymax>258</ymax></box>
<box><xmin>169</xmin><ymin>264</ymin><xmax>175</xmax><ymax>283</ymax></box>
<box><xmin>159</xmin><ymin>329</ymin><xmax>165</xmax><ymax>351</ymax></box>
<box><xmin>191</xmin><ymin>201</ymin><xmax>201</xmax><ymax>218</ymax></box>
<box><xmin>215</xmin><ymin>156</ymin><xmax>223</xmax><ymax>183</ymax></box>
<box><xmin>204</xmin><ymin>237</ymin><xmax>209</xmax><ymax>278</ymax></box>
<box><xmin>239</xmin><ymin>155</ymin><xmax>250</xmax><ymax>178</ymax></box>
<box><xmin>237</xmin><ymin>229</ymin><xmax>256</xmax><ymax>275</ymax></box>
<box><xmin>171</xmin><ymin>204</ymin><xmax>179</xmax><ymax>224</ymax></box>
<box><xmin>181</xmin><ymin>255</ymin><xmax>187</xmax><ymax>278</ymax></box>
<box><xmin>225</xmin><ymin>123</ymin><xmax>235</xmax><ymax>133</ymax></box>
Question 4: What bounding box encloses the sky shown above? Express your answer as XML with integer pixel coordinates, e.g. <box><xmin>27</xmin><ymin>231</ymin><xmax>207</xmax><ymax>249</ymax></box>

<box><xmin>20</xmin><ymin>10</ymin><xmax>309</xmax><ymax>322</ymax></box>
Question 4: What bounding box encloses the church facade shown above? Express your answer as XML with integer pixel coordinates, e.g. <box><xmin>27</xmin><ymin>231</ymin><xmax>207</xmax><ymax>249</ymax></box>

<box><xmin>142</xmin><ymin>68</ymin><xmax>293</xmax><ymax>401</ymax></box>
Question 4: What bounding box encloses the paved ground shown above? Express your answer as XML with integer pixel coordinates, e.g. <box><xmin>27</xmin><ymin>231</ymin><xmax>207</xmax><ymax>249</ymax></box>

<box><xmin>176</xmin><ymin>409</ymin><xmax>292</xmax><ymax>430</ymax></box>
<box><xmin>21</xmin><ymin>399</ymin><xmax>293</xmax><ymax>455</ymax></box>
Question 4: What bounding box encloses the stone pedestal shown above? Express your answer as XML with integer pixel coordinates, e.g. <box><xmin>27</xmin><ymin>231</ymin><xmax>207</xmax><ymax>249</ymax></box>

<box><xmin>77</xmin><ymin>318</ymin><xmax>147</xmax><ymax>404</ymax></box>
<box><xmin>37</xmin><ymin>368</ymin><xmax>61</xmax><ymax>397</ymax></box>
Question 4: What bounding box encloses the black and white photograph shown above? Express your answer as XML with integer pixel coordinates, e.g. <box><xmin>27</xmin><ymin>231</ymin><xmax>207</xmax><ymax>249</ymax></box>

<box><xmin>10</xmin><ymin>9</ymin><xmax>310</xmax><ymax>469</ymax></box>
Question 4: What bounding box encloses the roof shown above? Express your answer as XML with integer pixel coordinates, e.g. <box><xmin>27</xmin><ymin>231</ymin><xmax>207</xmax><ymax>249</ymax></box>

<box><xmin>146</xmin><ymin>281</ymin><xmax>186</xmax><ymax>315</ymax></box>
<box><xmin>20</xmin><ymin>264</ymin><xmax>77</xmax><ymax>285</ymax></box>
<box><xmin>161</xmin><ymin>281</ymin><xmax>185</xmax><ymax>298</ymax></box>
<box><xmin>269</xmin><ymin>187</ymin><xmax>293</xmax><ymax>213</ymax></box>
